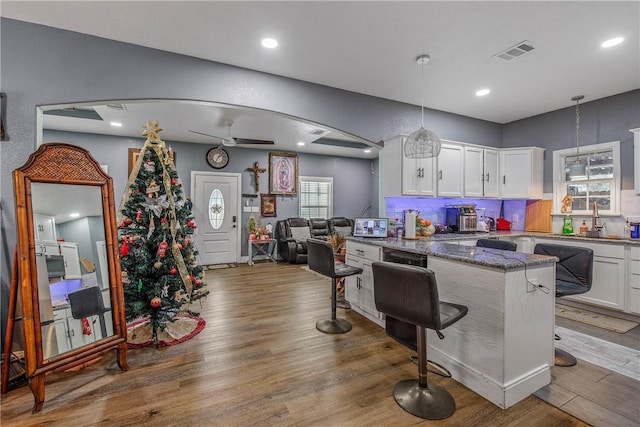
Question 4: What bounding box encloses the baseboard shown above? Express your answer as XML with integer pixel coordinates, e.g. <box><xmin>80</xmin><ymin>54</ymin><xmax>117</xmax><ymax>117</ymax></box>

<box><xmin>428</xmin><ymin>345</ymin><xmax>551</xmax><ymax>409</ymax></box>
<box><xmin>558</xmin><ymin>299</ymin><xmax>640</xmax><ymax>323</ymax></box>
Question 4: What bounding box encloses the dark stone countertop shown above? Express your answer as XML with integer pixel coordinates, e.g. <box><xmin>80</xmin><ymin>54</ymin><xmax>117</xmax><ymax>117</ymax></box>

<box><xmin>346</xmin><ymin>236</ymin><xmax>557</xmax><ymax>271</ymax></box>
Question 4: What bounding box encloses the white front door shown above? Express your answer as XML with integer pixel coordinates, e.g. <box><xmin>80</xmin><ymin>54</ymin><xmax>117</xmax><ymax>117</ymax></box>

<box><xmin>192</xmin><ymin>172</ymin><xmax>241</xmax><ymax>265</ymax></box>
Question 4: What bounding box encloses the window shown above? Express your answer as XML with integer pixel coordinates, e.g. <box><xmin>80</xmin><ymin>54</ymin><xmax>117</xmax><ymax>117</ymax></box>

<box><xmin>552</xmin><ymin>141</ymin><xmax>620</xmax><ymax>215</ymax></box>
<box><xmin>299</xmin><ymin>176</ymin><xmax>333</xmax><ymax>219</ymax></box>
<box><xmin>208</xmin><ymin>188</ymin><xmax>224</xmax><ymax>229</ymax></box>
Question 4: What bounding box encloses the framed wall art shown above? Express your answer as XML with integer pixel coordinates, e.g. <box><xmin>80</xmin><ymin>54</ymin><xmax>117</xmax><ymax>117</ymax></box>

<box><xmin>128</xmin><ymin>147</ymin><xmax>176</xmax><ymax>177</ymax></box>
<box><xmin>269</xmin><ymin>152</ymin><xmax>298</xmax><ymax>195</ymax></box>
<box><xmin>260</xmin><ymin>193</ymin><xmax>276</xmax><ymax>217</ymax></box>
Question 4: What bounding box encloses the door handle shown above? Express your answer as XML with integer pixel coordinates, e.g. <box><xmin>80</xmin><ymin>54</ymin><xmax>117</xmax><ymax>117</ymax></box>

<box><xmin>503</xmin><ymin>175</ymin><xmax>506</xmax><ymax>184</ymax></box>
<box><xmin>438</xmin><ymin>170</ymin><xmax>443</xmax><ymax>180</ymax></box>
<box><xmin>486</xmin><ymin>173</ymin><xmax>489</xmax><ymax>182</ymax></box>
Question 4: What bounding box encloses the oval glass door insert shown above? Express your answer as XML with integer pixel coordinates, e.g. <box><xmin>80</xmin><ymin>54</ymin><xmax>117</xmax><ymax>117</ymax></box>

<box><xmin>208</xmin><ymin>188</ymin><xmax>224</xmax><ymax>229</ymax></box>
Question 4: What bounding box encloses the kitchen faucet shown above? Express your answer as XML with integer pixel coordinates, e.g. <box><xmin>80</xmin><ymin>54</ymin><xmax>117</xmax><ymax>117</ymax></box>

<box><xmin>591</xmin><ymin>202</ymin><xmax>605</xmax><ymax>233</ymax></box>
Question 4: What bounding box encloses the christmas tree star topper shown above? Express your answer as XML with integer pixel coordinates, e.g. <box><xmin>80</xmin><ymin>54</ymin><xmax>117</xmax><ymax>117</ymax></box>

<box><xmin>142</xmin><ymin>120</ymin><xmax>163</xmax><ymax>143</ymax></box>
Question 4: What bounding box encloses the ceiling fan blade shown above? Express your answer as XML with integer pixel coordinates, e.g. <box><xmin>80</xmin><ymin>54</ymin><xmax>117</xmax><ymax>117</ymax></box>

<box><xmin>234</xmin><ymin>138</ymin><xmax>275</xmax><ymax>145</ymax></box>
<box><xmin>187</xmin><ymin>129</ymin><xmax>226</xmax><ymax>140</ymax></box>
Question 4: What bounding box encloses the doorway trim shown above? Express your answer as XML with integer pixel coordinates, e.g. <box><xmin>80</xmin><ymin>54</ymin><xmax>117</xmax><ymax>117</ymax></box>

<box><xmin>190</xmin><ymin>170</ymin><xmax>242</xmax><ymax>264</ymax></box>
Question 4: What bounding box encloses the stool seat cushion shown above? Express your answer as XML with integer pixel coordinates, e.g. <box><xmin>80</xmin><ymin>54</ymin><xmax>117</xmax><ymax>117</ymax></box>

<box><xmin>334</xmin><ymin>261</ymin><xmax>364</xmax><ymax>278</ymax></box>
<box><xmin>556</xmin><ymin>279</ymin><xmax>589</xmax><ymax>296</ymax></box>
<box><xmin>439</xmin><ymin>302</ymin><xmax>469</xmax><ymax>330</ymax></box>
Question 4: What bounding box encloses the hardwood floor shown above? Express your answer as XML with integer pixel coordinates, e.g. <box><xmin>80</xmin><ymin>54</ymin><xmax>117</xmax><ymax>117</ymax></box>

<box><xmin>2</xmin><ymin>263</ymin><xmax>586</xmax><ymax>426</ymax></box>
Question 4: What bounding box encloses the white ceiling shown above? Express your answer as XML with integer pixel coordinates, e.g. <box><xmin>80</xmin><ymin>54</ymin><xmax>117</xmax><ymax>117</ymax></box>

<box><xmin>3</xmin><ymin>1</ymin><xmax>639</xmax><ymax>158</ymax></box>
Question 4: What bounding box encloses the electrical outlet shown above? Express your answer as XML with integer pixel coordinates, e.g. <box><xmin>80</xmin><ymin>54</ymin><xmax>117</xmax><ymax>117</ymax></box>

<box><xmin>512</xmin><ymin>213</ymin><xmax>519</xmax><ymax>223</ymax></box>
<box><xmin>527</xmin><ymin>278</ymin><xmax>539</xmax><ymax>293</ymax></box>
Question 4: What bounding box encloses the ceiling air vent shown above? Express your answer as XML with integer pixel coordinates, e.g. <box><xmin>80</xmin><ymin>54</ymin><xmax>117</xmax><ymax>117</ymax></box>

<box><xmin>106</xmin><ymin>103</ymin><xmax>127</xmax><ymax>111</ymax></box>
<box><xmin>493</xmin><ymin>41</ymin><xmax>535</xmax><ymax>61</ymax></box>
<box><xmin>310</xmin><ymin>128</ymin><xmax>326</xmax><ymax>136</ymax></box>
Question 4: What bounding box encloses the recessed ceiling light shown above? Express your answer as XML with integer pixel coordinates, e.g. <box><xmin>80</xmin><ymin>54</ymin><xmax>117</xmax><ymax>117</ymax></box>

<box><xmin>297</xmin><ymin>141</ymin><xmax>305</xmax><ymax>146</ymax></box>
<box><xmin>69</xmin><ymin>213</ymin><xmax>80</xmax><ymax>218</ymax></box>
<box><xmin>110</xmin><ymin>121</ymin><xmax>122</xmax><ymax>127</ymax></box>
<box><xmin>475</xmin><ymin>89</ymin><xmax>490</xmax><ymax>97</ymax></box>
<box><xmin>261</xmin><ymin>38</ymin><xmax>278</xmax><ymax>49</ymax></box>
<box><xmin>601</xmin><ymin>37</ymin><xmax>624</xmax><ymax>48</ymax></box>
<box><xmin>364</xmin><ymin>149</ymin><xmax>372</xmax><ymax>153</ymax></box>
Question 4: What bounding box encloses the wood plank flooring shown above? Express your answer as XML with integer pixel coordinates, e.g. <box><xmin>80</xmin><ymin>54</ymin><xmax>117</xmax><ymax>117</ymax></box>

<box><xmin>1</xmin><ymin>263</ymin><xmax>586</xmax><ymax>426</ymax></box>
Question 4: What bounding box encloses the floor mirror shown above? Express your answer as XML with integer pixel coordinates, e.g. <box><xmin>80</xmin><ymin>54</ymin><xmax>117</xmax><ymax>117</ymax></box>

<box><xmin>2</xmin><ymin>143</ymin><xmax>128</xmax><ymax>413</ymax></box>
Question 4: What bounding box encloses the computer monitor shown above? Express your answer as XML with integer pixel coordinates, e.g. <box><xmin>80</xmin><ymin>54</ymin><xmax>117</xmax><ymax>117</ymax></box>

<box><xmin>353</xmin><ymin>218</ymin><xmax>389</xmax><ymax>238</ymax></box>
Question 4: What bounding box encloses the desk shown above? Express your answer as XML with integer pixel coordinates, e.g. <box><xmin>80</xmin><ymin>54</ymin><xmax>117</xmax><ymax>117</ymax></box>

<box><xmin>248</xmin><ymin>238</ymin><xmax>276</xmax><ymax>265</ymax></box>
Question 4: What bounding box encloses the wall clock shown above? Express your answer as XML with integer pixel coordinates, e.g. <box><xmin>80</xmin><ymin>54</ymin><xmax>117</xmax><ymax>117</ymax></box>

<box><xmin>206</xmin><ymin>147</ymin><xmax>229</xmax><ymax>169</ymax></box>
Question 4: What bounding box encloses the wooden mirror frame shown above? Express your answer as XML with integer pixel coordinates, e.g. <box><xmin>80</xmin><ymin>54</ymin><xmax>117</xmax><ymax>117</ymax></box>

<box><xmin>2</xmin><ymin>143</ymin><xmax>128</xmax><ymax>413</ymax></box>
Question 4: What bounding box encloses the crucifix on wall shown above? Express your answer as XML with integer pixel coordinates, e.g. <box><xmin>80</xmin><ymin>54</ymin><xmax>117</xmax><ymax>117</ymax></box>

<box><xmin>246</xmin><ymin>161</ymin><xmax>267</xmax><ymax>192</ymax></box>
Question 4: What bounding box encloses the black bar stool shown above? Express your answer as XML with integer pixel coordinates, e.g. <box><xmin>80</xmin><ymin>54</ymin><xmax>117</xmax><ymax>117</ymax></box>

<box><xmin>534</xmin><ymin>243</ymin><xmax>594</xmax><ymax>367</ymax></box>
<box><xmin>307</xmin><ymin>238</ymin><xmax>363</xmax><ymax>334</ymax></box>
<box><xmin>372</xmin><ymin>261</ymin><xmax>468</xmax><ymax>420</ymax></box>
<box><xmin>68</xmin><ymin>286</ymin><xmax>111</xmax><ymax>339</ymax></box>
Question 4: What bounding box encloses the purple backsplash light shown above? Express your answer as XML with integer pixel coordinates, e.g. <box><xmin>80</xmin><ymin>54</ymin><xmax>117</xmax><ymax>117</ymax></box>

<box><xmin>384</xmin><ymin>197</ymin><xmax>527</xmax><ymax>230</ymax></box>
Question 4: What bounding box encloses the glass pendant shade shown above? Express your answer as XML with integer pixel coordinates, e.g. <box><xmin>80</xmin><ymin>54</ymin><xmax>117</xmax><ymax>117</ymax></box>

<box><xmin>569</xmin><ymin>159</ymin><xmax>586</xmax><ymax>177</ymax></box>
<box><xmin>404</xmin><ymin>126</ymin><xmax>441</xmax><ymax>158</ymax></box>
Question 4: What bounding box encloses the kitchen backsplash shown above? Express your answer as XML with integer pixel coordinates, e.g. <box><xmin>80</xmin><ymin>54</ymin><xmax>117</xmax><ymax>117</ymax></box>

<box><xmin>385</xmin><ymin>189</ymin><xmax>640</xmax><ymax>237</ymax></box>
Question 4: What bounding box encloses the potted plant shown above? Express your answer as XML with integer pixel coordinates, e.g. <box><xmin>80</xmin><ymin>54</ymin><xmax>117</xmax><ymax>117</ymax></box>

<box><xmin>247</xmin><ymin>216</ymin><xmax>258</xmax><ymax>240</ymax></box>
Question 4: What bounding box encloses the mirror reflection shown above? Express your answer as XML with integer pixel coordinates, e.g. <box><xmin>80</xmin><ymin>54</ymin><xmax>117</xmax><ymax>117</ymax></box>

<box><xmin>31</xmin><ymin>183</ymin><xmax>114</xmax><ymax>359</ymax></box>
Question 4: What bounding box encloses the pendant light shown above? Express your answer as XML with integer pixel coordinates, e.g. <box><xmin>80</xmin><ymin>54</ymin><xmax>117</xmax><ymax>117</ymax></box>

<box><xmin>404</xmin><ymin>54</ymin><xmax>441</xmax><ymax>159</ymax></box>
<box><xmin>568</xmin><ymin>95</ymin><xmax>586</xmax><ymax>178</ymax></box>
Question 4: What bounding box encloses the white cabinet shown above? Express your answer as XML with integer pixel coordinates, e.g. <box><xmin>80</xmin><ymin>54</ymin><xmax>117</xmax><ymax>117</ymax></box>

<box><xmin>53</xmin><ymin>309</ymin><xmax>71</xmax><ymax>354</ymax></box>
<box><xmin>534</xmin><ymin>238</ymin><xmax>626</xmax><ymax>311</ymax></box>
<box><xmin>402</xmin><ymin>137</ymin><xmax>437</xmax><ymax>196</ymax></box>
<box><xmin>59</xmin><ymin>242</ymin><xmax>82</xmax><ymax>279</ymax></box>
<box><xmin>34</xmin><ymin>214</ymin><xmax>57</xmax><ymax>242</ymax></box>
<box><xmin>36</xmin><ymin>242</ymin><xmax>60</xmax><ymax>255</ymax></box>
<box><xmin>464</xmin><ymin>147</ymin><xmax>500</xmax><ymax>198</ymax></box>
<box><xmin>631</xmin><ymin>128</ymin><xmax>640</xmax><ymax>194</ymax></box>
<box><xmin>437</xmin><ymin>142</ymin><xmax>464</xmax><ymax>197</ymax></box>
<box><xmin>628</xmin><ymin>246</ymin><xmax>640</xmax><ymax>314</ymax></box>
<box><xmin>67</xmin><ymin>311</ymin><xmax>98</xmax><ymax>349</ymax></box>
<box><xmin>345</xmin><ymin>241</ymin><xmax>383</xmax><ymax>325</ymax></box>
<box><xmin>500</xmin><ymin>147</ymin><xmax>544</xmax><ymax>199</ymax></box>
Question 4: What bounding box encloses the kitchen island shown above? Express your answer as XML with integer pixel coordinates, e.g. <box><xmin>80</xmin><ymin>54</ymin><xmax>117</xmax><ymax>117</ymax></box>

<box><xmin>345</xmin><ymin>237</ymin><xmax>557</xmax><ymax>409</ymax></box>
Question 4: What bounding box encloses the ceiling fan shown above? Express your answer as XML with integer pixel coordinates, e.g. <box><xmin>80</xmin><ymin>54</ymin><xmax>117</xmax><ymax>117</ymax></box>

<box><xmin>188</xmin><ymin>120</ymin><xmax>274</xmax><ymax>147</ymax></box>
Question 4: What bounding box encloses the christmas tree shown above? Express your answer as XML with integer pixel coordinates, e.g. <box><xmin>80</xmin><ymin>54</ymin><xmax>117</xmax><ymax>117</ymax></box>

<box><xmin>118</xmin><ymin>120</ymin><xmax>208</xmax><ymax>346</ymax></box>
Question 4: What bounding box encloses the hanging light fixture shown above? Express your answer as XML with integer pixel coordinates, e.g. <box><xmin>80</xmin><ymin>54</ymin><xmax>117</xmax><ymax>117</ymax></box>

<box><xmin>404</xmin><ymin>54</ymin><xmax>441</xmax><ymax>159</ymax></box>
<box><xmin>568</xmin><ymin>95</ymin><xmax>586</xmax><ymax>178</ymax></box>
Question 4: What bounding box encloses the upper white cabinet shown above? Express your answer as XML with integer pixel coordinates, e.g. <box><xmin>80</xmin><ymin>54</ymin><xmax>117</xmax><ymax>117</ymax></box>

<box><xmin>59</xmin><ymin>242</ymin><xmax>82</xmax><ymax>279</ymax></box>
<box><xmin>402</xmin><ymin>138</ymin><xmax>437</xmax><ymax>196</ymax></box>
<box><xmin>464</xmin><ymin>147</ymin><xmax>500</xmax><ymax>198</ymax></box>
<box><xmin>34</xmin><ymin>214</ymin><xmax>57</xmax><ymax>242</ymax></box>
<box><xmin>500</xmin><ymin>147</ymin><xmax>544</xmax><ymax>199</ymax></box>
<box><xmin>437</xmin><ymin>142</ymin><xmax>464</xmax><ymax>197</ymax></box>
<box><xmin>631</xmin><ymin>128</ymin><xmax>640</xmax><ymax>194</ymax></box>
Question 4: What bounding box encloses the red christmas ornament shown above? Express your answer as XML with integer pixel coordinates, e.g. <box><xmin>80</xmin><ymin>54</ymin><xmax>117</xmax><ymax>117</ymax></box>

<box><xmin>189</xmin><ymin>274</ymin><xmax>196</xmax><ymax>282</ymax></box>
<box><xmin>150</xmin><ymin>297</ymin><xmax>162</xmax><ymax>308</ymax></box>
<box><xmin>169</xmin><ymin>267</ymin><xmax>178</xmax><ymax>275</ymax></box>
<box><xmin>183</xmin><ymin>237</ymin><xmax>190</xmax><ymax>245</ymax></box>
<box><xmin>120</xmin><ymin>217</ymin><xmax>132</xmax><ymax>227</ymax></box>
<box><xmin>157</xmin><ymin>240</ymin><xmax>168</xmax><ymax>257</ymax></box>
<box><xmin>120</xmin><ymin>240</ymin><xmax>129</xmax><ymax>257</ymax></box>
<box><xmin>171</xmin><ymin>178</ymin><xmax>177</xmax><ymax>185</ymax></box>
<box><xmin>187</xmin><ymin>219</ymin><xmax>197</xmax><ymax>229</ymax></box>
<box><xmin>136</xmin><ymin>209</ymin><xmax>143</xmax><ymax>222</ymax></box>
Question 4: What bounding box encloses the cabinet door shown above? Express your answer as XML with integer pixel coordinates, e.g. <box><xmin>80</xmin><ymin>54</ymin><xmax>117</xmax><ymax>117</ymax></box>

<box><xmin>36</xmin><ymin>242</ymin><xmax>60</xmax><ymax>255</ymax></box>
<box><xmin>571</xmin><ymin>256</ymin><xmax>625</xmax><ymax>310</ymax></box>
<box><xmin>59</xmin><ymin>243</ymin><xmax>82</xmax><ymax>279</ymax></box>
<box><xmin>67</xmin><ymin>314</ymin><xmax>97</xmax><ymax>349</ymax></box>
<box><xmin>501</xmin><ymin>150</ymin><xmax>532</xmax><ymax>198</ymax></box>
<box><xmin>34</xmin><ymin>214</ymin><xmax>56</xmax><ymax>242</ymax></box>
<box><xmin>483</xmin><ymin>149</ymin><xmax>500</xmax><ymax>198</ymax></box>
<box><xmin>402</xmin><ymin>139</ymin><xmax>436</xmax><ymax>196</ymax></box>
<box><xmin>344</xmin><ymin>255</ymin><xmax>363</xmax><ymax>305</ymax></box>
<box><xmin>358</xmin><ymin>261</ymin><xmax>380</xmax><ymax>319</ymax></box>
<box><xmin>54</xmin><ymin>317</ymin><xmax>71</xmax><ymax>354</ymax></box>
<box><xmin>437</xmin><ymin>143</ymin><xmax>464</xmax><ymax>197</ymax></box>
<box><xmin>464</xmin><ymin>146</ymin><xmax>484</xmax><ymax>197</ymax></box>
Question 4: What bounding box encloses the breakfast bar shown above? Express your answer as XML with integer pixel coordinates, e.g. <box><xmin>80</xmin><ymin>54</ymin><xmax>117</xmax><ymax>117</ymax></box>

<box><xmin>345</xmin><ymin>237</ymin><xmax>557</xmax><ymax>409</ymax></box>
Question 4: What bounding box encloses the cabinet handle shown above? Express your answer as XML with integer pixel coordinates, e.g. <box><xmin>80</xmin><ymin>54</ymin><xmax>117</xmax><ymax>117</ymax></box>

<box><xmin>503</xmin><ymin>175</ymin><xmax>506</xmax><ymax>184</ymax></box>
<box><xmin>486</xmin><ymin>173</ymin><xmax>490</xmax><ymax>182</ymax></box>
<box><xmin>356</xmin><ymin>249</ymin><xmax>365</xmax><ymax>255</ymax></box>
<box><xmin>38</xmin><ymin>224</ymin><xmax>44</xmax><ymax>232</ymax></box>
<box><xmin>438</xmin><ymin>170</ymin><xmax>443</xmax><ymax>180</ymax></box>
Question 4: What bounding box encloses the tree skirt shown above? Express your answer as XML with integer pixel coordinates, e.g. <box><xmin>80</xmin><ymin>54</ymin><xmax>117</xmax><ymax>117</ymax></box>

<box><xmin>127</xmin><ymin>312</ymin><xmax>206</xmax><ymax>348</ymax></box>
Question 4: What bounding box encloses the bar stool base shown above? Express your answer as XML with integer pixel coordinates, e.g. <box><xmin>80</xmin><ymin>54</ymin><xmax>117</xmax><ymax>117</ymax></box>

<box><xmin>555</xmin><ymin>347</ymin><xmax>577</xmax><ymax>367</ymax></box>
<box><xmin>393</xmin><ymin>379</ymin><xmax>455</xmax><ymax>420</ymax></box>
<box><xmin>316</xmin><ymin>318</ymin><xmax>352</xmax><ymax>334</ymax></box>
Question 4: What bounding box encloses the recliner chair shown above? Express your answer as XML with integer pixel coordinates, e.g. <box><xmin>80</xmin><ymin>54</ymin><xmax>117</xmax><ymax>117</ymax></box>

<box><xmin>309</xmin><ymin>218</ymin><xmax>331</xmax><ymax>240</ymax></box>
<box><xmin>329</xmin><ymin>217</ymin><xmax>353</xmax><ymax>236</ymax></box>
<box><xmin>276</xmin><ymin>218</ymin><xmax>311</xmax><ymax>264</ymax></box>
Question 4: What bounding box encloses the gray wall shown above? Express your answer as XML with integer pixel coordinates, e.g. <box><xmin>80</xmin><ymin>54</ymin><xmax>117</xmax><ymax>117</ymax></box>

<box><xmin>503</xmin><ymin>90</ymin><xmax>640</xmax><ymax>193</ymax></box>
